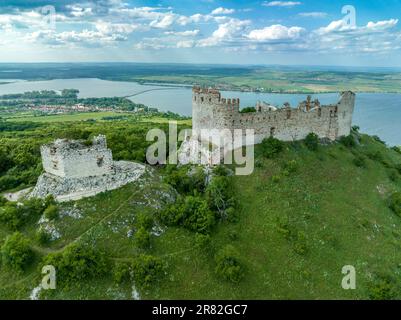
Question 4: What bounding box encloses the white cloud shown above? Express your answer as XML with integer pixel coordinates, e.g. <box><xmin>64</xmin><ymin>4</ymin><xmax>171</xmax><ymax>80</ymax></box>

<box><xmin>247</xmin><ymin>24</ymin><xmax>304</xmax><ymax>41</ymax></box>
<box><xmin>316</xmin><ymin>19</ymin><xmax>354</xmax><ymax>35</ymax></box>
<box><xmin>176</xmin><ymin>40</ymin><xmax>195</xmax><ymax>48</ymax></box>
<box><xmin>298</xmin><ymin>12</ymin><xmax>327</xmax><ymax>18</ymax></box>
<box><xmin>197</xmin><ymin>18</ymin><xmax>251</xmax><ymax>47</ymax></box>
<box><xmin>149</xmin><ymin>13</ymin><xmax>176</xmax><ymax>29</ymax></box>
<box><xmin>164</xmin><ymin>29</ymin><xmax>200</xmax><ymax>36</ymax></box>
<box><xmin>366</xmin><ymin>19</ymin><xmax>398</xmax><ymax>30</ymax></box>
<box><xmin>263</xmin><ymin>1</ymin><xmax>302</xmax><ymax>7</ymax></box>
<box><xmin>211</xmin><ymin>7</ymin><xmax>235</xmax><ymax>15</ymax></box>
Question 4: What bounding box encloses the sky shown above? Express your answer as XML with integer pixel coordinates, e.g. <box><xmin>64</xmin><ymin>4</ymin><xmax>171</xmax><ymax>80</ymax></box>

<box><xmin>0</xmin><ymin>0</ymin><xmax>401</xmax><ymax>66</ymax></box>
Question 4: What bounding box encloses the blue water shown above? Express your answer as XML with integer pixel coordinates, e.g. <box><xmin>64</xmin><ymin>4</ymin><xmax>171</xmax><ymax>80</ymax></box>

<box><xmin>0</xmin><ymin>78</ymin><xmax>399</xmax><ymax>146</ymax></box>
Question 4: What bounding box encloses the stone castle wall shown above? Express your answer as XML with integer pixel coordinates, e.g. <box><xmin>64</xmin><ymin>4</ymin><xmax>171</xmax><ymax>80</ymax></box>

<box><xmin>41</xmin><ymin>135</ymin><xmax>113</xmax><ymax>179</ymax></box>
<box><xmin>192</xmin><ymin>86</ymin><xmax>355</xmax><ymax>144</ymax></box>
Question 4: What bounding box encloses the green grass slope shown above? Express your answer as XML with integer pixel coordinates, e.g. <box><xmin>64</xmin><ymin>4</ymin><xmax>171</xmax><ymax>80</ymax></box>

<box><xmin>0</xmin><ymin>131</ymin><xmax>400</xmax><ymax>300</ymax></box>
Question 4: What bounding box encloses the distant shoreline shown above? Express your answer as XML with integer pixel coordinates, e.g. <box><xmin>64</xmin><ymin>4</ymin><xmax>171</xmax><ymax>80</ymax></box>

<box><xmin>1</xmin><ymin>77</ymin><xmax>401</xmax><ymax>95</ymax></box>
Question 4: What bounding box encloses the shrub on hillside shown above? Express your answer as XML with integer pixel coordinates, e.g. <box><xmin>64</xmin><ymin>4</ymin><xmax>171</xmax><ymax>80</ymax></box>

<box><xmin>0</xmin><ymin>198</ymin><xmax>49</xmax><ymax>230</ymax></box>
<box><xmin>164</xmin><ymin>165</ymin><xmax>206</xmax><ymax>195</ymax></box>
<box><xmin>134</xmin><ymin>227</ymin><xmax>151</xmax><ymax>249</ymax></box>
<box><xmin>215</xmin><ymin>245</ymin><xmax>244</xmax><ymax>283</ymax></box>
<box><xmin>372</xmin><ymin>135</ymin><xmax>386</xmax><ymax>145</ymax></box>
<box><xmin>261</xmin><ymin>137</ymin><xmax>284</xmax><ymax>158</ymax></box>
<box><xmin>339</xmin><ymin>135</ymin><xmax>356</xmax><ymax>148</ymax></box>
<box><xmin>194</xmin><ymin>233</ymin><xmax>211</xmax><ymax>251</ymax></box>
<box><xmin>282</xmin><ymin>160</ymin><xmax>298</xmax><ymax>176</ymax></box>
<box><xmin>0</xmin><ymin>203</ymin><xmax>23</xmax><ymax>230</ymax></box>
<box><xmin>389</xmin><ymin>192</ymin><xmax>401</xmax><ymax>216</ymax></box>
<box><xmin>206</xmin><ymin>175</ymin><xmax>236</xmax><ymax>222</ymax></box>
<box><xmin>391</xmin><ymin>146</ymin><xmax>401</xmax><ymax>154</ymax></box>
<box><xmin>159</xmin><ymin>196</ymin><xmax>216</xmax><ymax>234</ymax></box>
<box><xmin>366</xmin><ymin>150</ymin><xmax>383</xmax><ymax>162</ymax></box>
<box><xmin>131</xmin><ymin>254</ymin><xmax>166</xmax><ymax>290</ymax></box>
<box><xmin>368</xmin><ymin>275</ymin><xmax>399</xmax><ymax>300</ymax></box>
<box><xmin>304</xmin><ymin>133</ymin><xmax>319</xmax><ymax>151</ymax></box>
<box><xmin>389</xmin><ymin>169</ymin><xmax>399</xmax><ymax>182</ymax></box>
<box><xmin>42</xmin><ymin>243</ymin><xmax>109</xmax><ymax>285</ymax></box>
<box><xmin>136</xmin><ymin>212</ymin><xmax>154</xmax><ymax>231</ymax></box>
<box><xmin>1</xmin><ymin>232</ymin><xmax>34</xmax><ymax>272</ymax></box>
<box><xmin>353</xmin><ymin>155</ymin><xmax>366</xmax><ymax>168</ymax></box>
<box><xmin>35</xmin><ymin>229</ymin><xmax>51</xmax><ymax>245</ymax></box>
<box><xmin>113</xmin><ymin>261</ymin><xmax>132</xmax><ymax>284</ymax></box>
<box><xmin>44</xmin><ymin>204</ymin><xmax>59</xmax><ymax>220</ymax></box>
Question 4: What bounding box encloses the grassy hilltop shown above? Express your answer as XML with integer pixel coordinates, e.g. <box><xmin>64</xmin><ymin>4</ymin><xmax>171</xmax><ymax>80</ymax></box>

<box><xmin>0</xmin><ymin>115</ymin><xmax>401</xmax><ymax>299</ymax></box>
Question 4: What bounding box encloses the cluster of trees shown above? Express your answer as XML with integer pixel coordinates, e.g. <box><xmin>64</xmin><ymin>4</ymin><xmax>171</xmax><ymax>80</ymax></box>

<box><xmin>1</xmin><ymin>232</ymin><xmax>34</xmax><ymax>273</ymax></box>
<box><xmin>0</xmin><ymin>196</ymin><xmax>55</xmax><ymax>231</ymax></box>
<box><xmin>113</xmin><ymin>255</ymin><xmax>166</xmax><ymax>290</ymax></box>
<box><xmin>0</xmin><ymin>137</ymin><xmax>43</xmax><ymax>192</ymax></box>
<box><xmin>158</xmin><ymin>165</ymin><xmax>244</xmax><ymax>282</ymax></box>
<box><xmin>159</xmin><ymin>165</ymin><xmax>236</xmax><ymax>235</ymax></box>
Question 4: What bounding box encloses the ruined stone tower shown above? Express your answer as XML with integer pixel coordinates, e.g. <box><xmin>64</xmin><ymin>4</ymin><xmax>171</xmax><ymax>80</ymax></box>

<box><xmin>192</xmin><ymin>86</ymin><xmax>355</xmax><ymax>144</ymax></box>
<box><xmin>40</xmin><ymin>135</ymin><xmax>113</xmax><ymax>178</ymax></box>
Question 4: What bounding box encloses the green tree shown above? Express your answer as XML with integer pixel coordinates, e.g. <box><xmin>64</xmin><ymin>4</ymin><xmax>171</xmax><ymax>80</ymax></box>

<box><xmin>304</xmin><ymin>133</ymin><xmax>319</xmax><ymax>151</ymax></box>
<box><xmin>261</xmin><ymin>137</ymin><xmax>284</xmax><ymax>158</ymax></box>
<box><xmin>1</xmin><ymin>232</ymin><xmax>34</xmax><ymax>272</ymax></box>
<box><xmin>134</xmin><ymin>227</ymin><xmax>151</xmax><ymax>249</ymax></box>
<box><xmin>131</xmin><ymin>254</ymin><xmax>165</xmax><ymax>290</ymax></box>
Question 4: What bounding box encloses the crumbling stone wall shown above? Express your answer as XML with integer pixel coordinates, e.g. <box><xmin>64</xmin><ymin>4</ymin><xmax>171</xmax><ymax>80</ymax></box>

<box><xmin>41</xmin><ymin>135</ymin><xmax>113</xmax><ymax>179</ymax></box>
<box><xmin>192</xmin><ymin>86</ymin><xmax>355</xmax><ymax>144</ymax></box>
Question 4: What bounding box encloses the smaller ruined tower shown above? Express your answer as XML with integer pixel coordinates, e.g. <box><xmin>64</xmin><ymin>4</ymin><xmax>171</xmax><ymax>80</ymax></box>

<box><xmin>40</xmin><ymin>135</ymin><xmax>113</xmax><ymax>178</ymax></box>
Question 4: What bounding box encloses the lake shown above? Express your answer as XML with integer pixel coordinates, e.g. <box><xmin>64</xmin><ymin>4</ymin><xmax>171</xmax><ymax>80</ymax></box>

<box><xmin>0</xmin><ymin>78</ymin><xmax>400</xmax><ymax>146</ymax></box>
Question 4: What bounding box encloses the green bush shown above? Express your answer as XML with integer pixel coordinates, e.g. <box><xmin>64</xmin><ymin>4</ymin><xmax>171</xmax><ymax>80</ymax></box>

<box><xmin>134</xmin><ymin>227</ymin><xmax>151</xmax><ymax>249</ymax></box>
<box><xmin>0</xmin><ymin>203</ymin><xmax>23</xmax><ymax>230</ymax></box>
<box><xmin>159</xmin><ymin>196</ymin><xmax>216</xmax><ymax>234</ymax></box>
<box><xmin>194</xmin><ymin>233</ymin><xmax>211</xmax><ymax>251</ymax></box>
<box><xmin>396</xmin><ymin>163</ymin><xmax>401</xmax><ymax>175</ymax></box>
<box><xmin>164</xmin><ymin>165</ymin><xmax>206</xmax><ymax>195</ymax></box>
<box><xmin>35</xmin><ymin>229</ymin><xmax>51</xmax><ymax>245</ymax></box>
<box><xmin>389</xmin><ymin>192</ymin><xmax>401</xmax><ymax>216</ymax></box>
<box><xmin>368</xmin><ymin>276</ymin><xmax>399</xmax><ymax>300</ymax></box>
<box><xmin>391</xmin><ymin>146</ymin><xmax>401</xmax><ymax>154</ymax></box>
<box><xmin>1</xmin><ymin>232</ymin><xmax>34</xmax><ymax>272</ymax></box>
<box><xmin>353</xmin><ymin>155</ymin><xmax>366</xmax><ymax>168</ymax></box>
<box><xmin>113</xmin><ymin>261</ymin><xmax>132</xmax><ymax>284</ymax></box>
<box><xmin>339</xmin><ymin>135</ymin><xmax>356</xmax><ymax>148</ymax></box>
<box><xmin>131</xmin><ymin>254</ymin><xmax>165</xmax><ymax>289</ymax></box>
<box><xmin>44</xmin><ymin>204</ymin><xmax>59</xmax><ymax>220</ymax></box>
<box><xmin>271</xmin><ymin>175</ymin><xmax>281</xmax><ymax>183</ymax></box>
<box><xmin>366</xmin><ymin>150</ymin><xmax>383</xmax><ymax>162</ymax></box>
<box><xmin>283</xmin><ymin>160</ymin><xmax>298</xmax><ymax>175</ymax></box>
<box><xmin>42</xmin><ymin>243</ymin><xmax>109</xmax><ymax>286</ymax></box>
<box><xmin>372</xmin><ymin>135</ymin><xmax>386</xmax><ymax>145</ymax></box>
<box><xmin>261</xmin><ymin>137</ymin><xmax>284</xmax><ymax>158</ymax></box>
<box><xmin>304</xmin><ymin>133</ymin><xmax>319</xmax><ymax>151</ymax></box>
<box><xmin>239</xmin><ymin>107</ymin><xmax>256</xmax><ymax>113</ymax></box>
<box><xmin>136</xmin><ymin>213</ymin><xmax>153</xmax><ymax>231</ymax></box>
<box><xmin>181</xmin><ymin>196</ymin><xmax>216</xmax><ymax>233</ymax></box>
<box><xmin>206</xmin><ymin>175</ymin><xmax>236</xmax><ymax>221</ymax></box>
<box><xmin>389</xmin><ymin>169</ymin><xmax>399</xmax><ymax>182</ymax></box>
<box><xmin>215</xmin><ymin>245</ymin><xmax>244</xmax><ymax>283</ymax></box>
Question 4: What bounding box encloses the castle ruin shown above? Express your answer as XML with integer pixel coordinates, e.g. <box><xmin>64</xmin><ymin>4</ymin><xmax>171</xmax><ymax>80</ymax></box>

<box><xmin>41</xmin><ymin>135</ymin><xmax>113</xmax><ymax>179</ymax></box>
<box><xmin>31</xmin><ymin>135</ymin><xmax>145</xmax><ymax>202</ymax></box>
<box><xmin>192</xmin><ymin>86</ymin><xmax>355</xmax><ymax>143</ymax></box>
